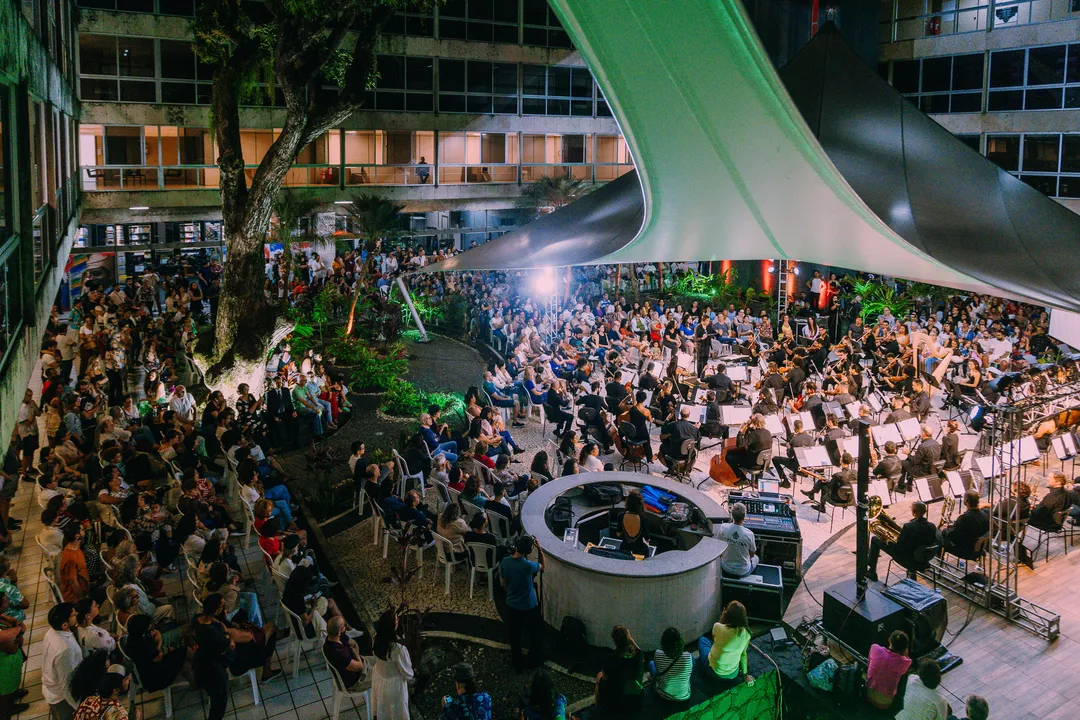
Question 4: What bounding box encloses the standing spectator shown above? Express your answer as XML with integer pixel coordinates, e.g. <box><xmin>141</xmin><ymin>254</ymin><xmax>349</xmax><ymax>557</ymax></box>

<box><xmin>500</xmin><ymin>536</ymin><xmax>545</xmax><ymax>673</ymax></box>
<box><xmin>440</xmin><ymin>663</ymin><xmax>492</xmax><ymax>720</ymax></box>
<box><xmin>58</xmin><ymin>526</ymin><xmax>92</xmax><ymax>604</ymax></box>
<box><xmin>896</xmin><ymin>659</ymin><xmax>950</xmax><ymax>720</ymax></box>
<box><xmin>370</xmin><ymin>610</ymin><xmax>414</xmax><ymax>720</ymax></box>
<box><xmin>43</xmin><ymin>603</ymin><xmax>82</xmax><ymax>720</ymax></box>
<box><xmin>16</xmin><ymin>390</ymin><xmax>40</xmax><ymax>476</ymax></box>
<box><xmin>0</xmin><ymin>594</ymin><xmax>27</xmax><ymax>717</ymax></box>
<box><xmin>866</xmin><ymin>630</ymin><xmax>912</xmax><ymax>710</ymax></box>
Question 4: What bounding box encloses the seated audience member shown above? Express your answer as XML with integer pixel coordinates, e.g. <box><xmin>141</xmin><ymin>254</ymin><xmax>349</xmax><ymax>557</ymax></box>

<box><xmin>124</xmin><ymin>614</ymin><xmax>188</xmax><ymax>692</ymax></box>
<box><xmin>718</xmin><ymin>502</ymin><xmax>758</xmax><ymax>578</ymax></box>
<box><xmin>948</xmin><ymin>695</ymin><xmax>989</xmax><ymax>720</ymax></box>
<box><xmin>439</xmin><ymin>662</ymin><xmax>492</xmax><ymax>720</ymax></box>
<box><xmin>594</xmin><ymin>626</ymin><xmax>644</xmax><ymax>714</ymax></box>
<box><xmin>520</xmin><ymin>669</ymin><xmax>567</xmax><ymax>720</ymax></box>
<box><xmin>650</xmin><ymin>627</ymin><xmax>692</xmax><ymax>706</ymax></box>
<box><xmin>896</xmin><ymin>659</ymin><xmax>950</xmax><ymax>720</ymax></box>
<box><xmin>323</xmin><ymin>616</ymin><xmax>368</xmax><ymax>690</ymax></box>
<box><xmin>698</xmin><ymin>601</ymin><xmax>753</xmax><ymax>686</ymax></box>
<box><xmin>437</xmin><ymin>504</ymin><xmax>470</xmax><ymax>556</ymax></box>
<box><xmin>73</xmin><ymin>599</ymin><xmax>115</xmax><ymax>656</ymax></box>
<box><xmin>866</xmin><ymin>630</ymin><xmax>912</xmax><ymax>710</ymax></box>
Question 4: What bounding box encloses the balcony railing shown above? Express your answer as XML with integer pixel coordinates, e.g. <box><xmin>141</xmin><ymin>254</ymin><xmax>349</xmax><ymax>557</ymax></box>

<box><xmin>81</xmin><ymin>162</ymin><xmax>635</xmax><ymax>191</ymax></box>
<box><xmin>880</xmin><ymin>0</ymin><xmax>1072</xmax><ymax>43</ymax></box>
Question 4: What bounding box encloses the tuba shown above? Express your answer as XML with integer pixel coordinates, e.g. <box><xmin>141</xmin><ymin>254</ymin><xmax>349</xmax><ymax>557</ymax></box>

<box><xmin>868</xmin><ymin>495</ymin><xmax>902</xmax><ymax>545</ymax></box>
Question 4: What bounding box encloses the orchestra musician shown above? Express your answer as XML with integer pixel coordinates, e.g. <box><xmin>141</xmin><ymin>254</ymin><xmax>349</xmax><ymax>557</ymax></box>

<box><xmin>873</xmin><ymin>442</ymin><xmax>903</xmax><ymax>491</ymax></box>
<box><xmin>723</xmin><ymin>414</ymin><xmax>772</xmax><ymax>484</ymax></box>
<box><xmin>703</xmin><ymin>364</ymin><xmax>734</xmax><ymax>403</ymax></box>
<box><xmin>605</xmin><ymin>371</ymin><xmax>630</xmax><ymax>409</ymax></box>
<box><xmin>800</xmin><ymin>452</ymin><xmax>856</xmax><ymax>512</ymax></box>
<box><xmin>941</xmin><ymin>491</ymin><xmax>989</xmax><ymax>559</ymax></box>
<box><xmin>758</xmin><ymin>362</ymin><xmax>786</xmax><ymax>399</ymax></box>
<box><xmin>865</xmin><ymin>501</ymin><xmax>939</xmax><ymax>583</ymax></box>
<box><xmin>1029</xmin><ymin>472</ymin><xmax>1080</xmax><ymax>528</ymax></box>
<box><xmin>823</xmin><ymin>414</ymin><xmax>849</xmax><ymax>466</ymax></box>
<box><xmin>639</xmin><ymin>362</ymin><xmax>660</xmax><ymax>391</ymax></box>
<box><xmin>659</xmin><ymin>406</ymin><xmax>701</xmax><ymax>470</ymax></box>
<box><xmin>623</xmin><ymin>390</ymin><xmax>655</xmax><ymax>462</ymax></box>
<box><xmin>883</xmin><ymin>396</ymin><xmax>913</xmax><ymax>425</ymax></box>
<box><xmin>940</xmin><ymin>420</ymin><xmax>960</xmax><ymax>469</ymax></box>
<box><xmin>772</xmin><ymin>419</ymin><xmax>815</xmax><ymax>488</ymax></box>
<box><xmin>655</xmin><ymin>381</ymin><xmax>678</xmax><ymax>424</ymax></box>
<box><xmin>784</xmin><ymin>357</ymin><xmax>806</xmax><ymax>399</ymax></box>
<box><xmin>909</xmin><ymin>379</ymin><xmax>931</xmax><ymax>421</ymax></box>
<box><xmin>543</xmin><ymin>379</ymin><xmax>574</xmax><ymax>438</ymax></box>
<box><xmin>694</xmin><ymin>320</ymin><xmax>713</xmax><ymax>376</ymax></box>
<box><xmin>901</xmin><ymin>424</ymin><xmax>941</xmax><ymax>490</ymax></box>
<box><xmin>700</xmin><ymin>390</ymin><xmax>725</xmax><ymax>440</ymax></box>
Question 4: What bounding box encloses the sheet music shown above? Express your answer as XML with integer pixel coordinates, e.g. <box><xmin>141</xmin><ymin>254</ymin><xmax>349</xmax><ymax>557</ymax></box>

<box><xmin>844</xmin><ymin>402</ymin><xmax>862</xmax><ymax>419</ymax></box>
<box><xmin>869</xmin><ymin>480</ymin><xmax>892</xmax><ymax>506</ymax></box>
<box><xmin>874</xmin><ymin>423</ymin><xmax>903</xmax><ymax>446</ymax></box>
<box><xmin>764</xmin><ymin>414</ymin><xmax>785</xmax><ymax>436</ymax></box>
<box><xmin>727</xmin><ymin>366</ymin><xmax>749</xmax><ymax>383</ymax></box>
<box><xmin>795</xmin><ymin>446</ymin><xmax>833</xmax><ymax>468</ymax></box>
<box><xmin>897</xmin><ymin>418</ymin><xmax>921</xmax><ymax>441</ymax></box>
<box><xmin>961</xmin><ymin>449</ymin><xmax>974</xmax><ymax>471</ymax></box>
<box><xmin>1018</xmin><ymin>436</ymin><xmax>1039</xmax><ymax>464</ymax></box>
<box><xmin>975</xmin><ymin>455</ymin><xmax>1007</xmax><ymax>479</ymax></box>
<box><xmin>681</xmin><ymin>403</ymin><xmax>707</xmax><ymax>424</ymax></box>
<box><xmin>957</xmin><ymin>434</ymin><xmax>981</xmax><ymax>452</ymax></box>
<box><xmin>914</xmin><ymin>477</ymin><xmax>938</xmax><ymax>503</ymax></box>
<box><xmin>693</xmin><ymin>388</ymin><xmax>709</xmax><ymax>404</ymax></box>
<box><xmin>1064</xmin><ymin>433</ymin><xmax>1079</xmax><ymax>455</ymax></box>
<box><xmin>720</xmin><ymin>406</ymin><xmax>753</xmax><ymax>426</ymax></box>
<box><xmin>838</xmin><ymin>436</ymin><xmax>860</xmax><ymax>459</ymax></box>
<box><xmin>945</xmin><ymin>471</ymin><xmax>966</xmax><ymax>496</ymax></box>
<box><xmin>676</xmin><ymin>352</ymin><xmax>693</xmax><ymax>371</ymax></box>
<box><xmin>866</xmin><ymin>394</ymin><xmax>883</xmax><ymax>412</ymax></box>
<box><xmin>798</xmin><ymin>411</ymin><xmax>816</xmax><ymax>432</ymax></box>
<box><xmin>621</xmin><ymin>370</ymin><xmax>637</xmax><ymax>387</ymax></box>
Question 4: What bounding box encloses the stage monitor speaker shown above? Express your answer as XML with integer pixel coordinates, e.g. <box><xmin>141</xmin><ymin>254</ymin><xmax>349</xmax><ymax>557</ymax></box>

<box><xmin>884</xmin><ymin>578</ymin><xmax>949</xmax><ymax>658</ymax></box>
<box><xmin>822</xmin><ymin>580</ymin><xmax>906</xmax><ymax>657</ymax></box>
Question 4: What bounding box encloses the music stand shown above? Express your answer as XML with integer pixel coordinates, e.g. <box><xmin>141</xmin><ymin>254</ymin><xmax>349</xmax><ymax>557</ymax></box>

<box><xmin>727</xmin><ymin>366</ymin><xmax>749</xmax><ymax>383</ymax></box>
<box><xmin>896</xmin><ymin>418</ymin><xmax>921</xmax><ymax>442</ymax></box>
<box><xmin>868</xmin><ymin>479</ymin><xmax>893</xmax><ymax>506</ymax></box>
<box><xmin>763</xmin><ymin>414</ymin><xmax>786</xmax><ymax>436</ymax></box>
<box><xmin>720</xmin><ymin>406</ymin><xmax>753</xmax><ymax>426</ymax></box>
<box><xmin>874</xmin><ymin>423</ymin><xmax>903</xmax><ymax>447</ymax></box>
<box><xmin>838</xmin><ymin>436</ymin><xmax>861</xmax><ymax>460</ymax></box>
<box><xmin>914</xmin><ymin>476</ymin><xmax>944</xmax><ymax>503</ymax></box>
<box><xmin>676</xmin><ymin>352</ymin><xmax>694</xmax><ymax>371</ymax></box>
<box><xmin>794</xmin><ymin>446</ymin><xmax>833</xmax><ymax>469</ymax></box>
<box><xmin>1018</xmin><ymin>436</ymin><xmax>1039</xmax><ymax>465</ymax></box>
<box><xmin>680</xmin><ymin>403</ymin><xmax>707</xmax><ymax>424</ymax></box>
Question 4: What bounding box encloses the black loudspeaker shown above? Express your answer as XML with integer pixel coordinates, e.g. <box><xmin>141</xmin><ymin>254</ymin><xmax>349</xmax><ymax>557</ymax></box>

<box><xmin>883</xmin><ymin>579</ymin><xmax>949</xmax><ymax>658</ymax></box>
<box><xmin>822</xmin><ymin>580</ymin><xmax>907</xmax><ymax>657</ymax></box>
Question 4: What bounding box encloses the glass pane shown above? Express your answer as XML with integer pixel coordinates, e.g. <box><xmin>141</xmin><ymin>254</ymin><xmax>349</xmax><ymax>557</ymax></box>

<box><xmin>1058</xmin><ymin>176</ymin><xmax>1080</xmax><ymax>198</ymax></box>
<box><xmin>377</xmin><ymin>92</ymin><xmax>405</xmax><ymax>111</ymax></box>
<box><xmin>493</xmin><ymin>95</ymin><xmax>517</xmax><ymax>114</ymax></box>
<box><xmin>377</xmin><ymin>56</ymin><xmax>405</xmax><ymax>89</ymax></box>
<box><xmin>104</xmin><ymin>126</ymin><xmax>142</xmax><ymax>165</ymax></box>
<box><xmin>1024</xmin><ymin>88</ymin><xmax>1062</xmax><ymax>110</ymax></box>
<box><xmin>441</xmin><ymin>60</ymin><xmax>466</xmax><ymax>92</ymax></box>
<box><xmin>987</xmin><ymin>90</ymin><xmax>1023</xmax><ymax>111</ymax></box>
<box><xmin>892</xmin><ymin>60</ymin><xmax>920</xmax><ymax>94</ymax></box>
<box><xmin>986</xmin><ymin>135</ymin><xmax>1020</xmax><ymax>171</ymax></box>
<box><xmin>920</xmin><ymin>94</ymin><xmax>950</xmax><ymax>114</ymax></box>
<box><xmin>466</xmin><ymin>95</ymin><xmax>493</xmax><ymax>114</ymax></box>
<box><xmin>440</xmin><ymin>19</ymin><xmax>466</xmax><ymax>39</ymax></box>
<box><xmin>405</xmin><ymin>94</ymin><xmax>433</xmax><ymax>112</ymax></box>
<box><xmin>118</xmin><ymin>37</ymin><xmax>154</xmax><ymax>77</ymax></box>
<box><xmin>179</xmin><ymin>129</ymin><xmax>209</xmax><ymax>164</ymax></box>
<box><xmin>1023</xmin><ymin>135</ymin><xmax>1060</xmax><ymax>172</ymax></box>
<box><xmin>406</xmin><ymin>57</ymin><xmax>433</xmax><ymax>91</ymax></box>
<box><xmin>158</xmin><ymin>0</ymin><xmax>195</xmax><ymax>15</ymax></box>
<box><xmin>467</xmin><ymin>22</ymin><xmax>493</xmax><ymax>43</ymax></box>
<box><xmin>493</xmin><ymin>24</ymin><xmax>517</xmax><ymax>44</ymax></box>
<box><xmin>468</xmin><ymin>0</ymin><xmax>493</xmax><ymax>20</ymax></box>
<box><xmin>1020</xmin><ymin>175</ymin><xmax>1057</xmax><ymax>196</ymax></box>
<box><xmin>949</xmin><ymin>92</ymin><xmax>981</xmax><ymax>113</ymax></box>
<box><xmin>522</xmin><ymin>97</ymin><xmax>545</xmax><ymax>114</ymax></box>
<box><xmin>161</xmin><ymin>83</ymin><xmax>196</xmax><ymax>104</ymax></box>
<box><xmin>951</xmin><ymin>54</ymin><xmax>983</xmax><ymax>91</ymax></box>
<box><xmin>80</xmin><ymin>34</ymin><xmax>117</xmax><ymax>75</ymax></box>
<box><xmin>1061</xmin><ymin>136</ymin><xmax>1080</xmax><ymax>173</ymax></box>
<box><xmin>571</xmin><ymin>99</ymin><xmax>593</xmax><ymax>116</ymax></box>
<box><xmin>547</xmin><ymin>98</ymin><xmax>569</xmax><ymax>115</ymax></box>
<box><xmin>989</xmin><ymin>50</ymin><xmax>1025</xmax><ymax>88</ymax></box>
<box><xmin>439</xmin><ymin>94</ymin><xmax>467</xmax><ymax>113</ymax></box>
<box><xmin>1068</xmin><ymin>44</ymin><xmax>1080</xmax><ymax>84</ymax></box>
<box><xmin>0</xmin><ymin>93</ymin><xmax>6</xmax><ymax>242</ymax></box>
<box><xmin>921</xmin><ymin>57</ymin><xmax>951</xmax><ymax>93</ymax></box>
<box><xmin>493</xmin><ymin>63</ymin><xmax>517</xmax><ymax>94</ymax></box>
<box><xmin>1026</xmin><ymin>45</ymin><xmax>1066</xmax><ymax>86</ymax></box>
<box><xmin>955</xmin><ymin>134</ymin><xmax>980</xmax><ymax>153</ymax></box>
<box><xmin>119</xmin><ymin>81</ymin><xmax>155</xmax><ymax>102</ymax></box>
<box><xmin>442</xmin><ymin>0</ymin><xmax>466</xmax><ymax>18</ymax></box>
<box><xmin>480</xmin><ymin>133</ymin><xmax>505</xmax><ymax>163</ymax></box>
<box><xmin>160</xmin><ymin>40</ymin><xmax>195</xmax><ymax>79</ymax></box>
<box><xmin>571</xmin><ymin>68</ymin><xmax>593</xmax><ymax>98</ymax></box>
<box><xmin>522</xmin><ymin>0</ymin><xmax>547</xmax><ymax>25</ymax></box>
<box><xmin>547</xmin><ymin>67</ymin><xmax>570</xmax><ymax>97</ymax></box>
<box><xmin>467</xmin><ymin>61</ymin><xmax>492</xmax><ymax>93</ymax></box>
<box><xmin>563</xmin><ymin>135</ymin><xmax>586</xmax><ymax>163</ymax></box>
<box><xmin>493</xmin><ymin>0</ymin><xmax>516</xmax><ymax>23</ymax></box>
<box><xmin>80</xmin><ymin>78</ymin><xmax>118</xmax><ymax>101</ymax></box>
<box><xmin>522</xmin><ymin>65</ymin><xmax>545</xmax><ymax>95</ymax></box>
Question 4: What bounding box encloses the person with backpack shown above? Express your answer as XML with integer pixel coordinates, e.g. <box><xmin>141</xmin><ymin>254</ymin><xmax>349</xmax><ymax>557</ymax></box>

<box><xmin>500</xmin><ymin>536</ymin><xmax>545</xmax><ymax>673</ymax></box>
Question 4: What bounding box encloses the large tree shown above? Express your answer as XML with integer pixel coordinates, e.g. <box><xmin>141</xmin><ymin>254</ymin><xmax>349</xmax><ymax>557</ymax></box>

<box><xmin>193</xmin><ymin>0</ymin><xmax>418</xmax><ymax>395</ymax></box>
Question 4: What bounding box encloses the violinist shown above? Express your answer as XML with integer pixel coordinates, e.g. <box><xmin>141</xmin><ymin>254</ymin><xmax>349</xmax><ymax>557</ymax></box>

<box><xmin>784</xmin><ymin>357</ymin><xmax>806</xmax><ymax>399</ymax></box>
<box><xmin>829</xmin><ymin>380</ymin><xmax>855</xmax><ymax>407</ymax></box>
<box><xmin>883</xmin><ymin>396</ymin><xmax>913</xmax><ymax>425</ymax></box>
<box><xmin>655</xmin><ymin>381</ymin><xmax>678</xmax><ymax>424</ymax></box>
<box><xmin>639</xmin><ymin>362</ymin><xmax>660</xmax><ymax>392</ymax></box>
<box><xmin>724</xmin><ymin>414</ymin><xmax>772</xmax><ymax>484</ymax></box>
<box><xmin>800</xmin><ymin>381</ymin><xmax>823</xmax><ymax>412</ymax></box>
<box><xmin>758</xmin><ymin>362</ymin><xmax>785</xmax><ymax>399</ymax></box>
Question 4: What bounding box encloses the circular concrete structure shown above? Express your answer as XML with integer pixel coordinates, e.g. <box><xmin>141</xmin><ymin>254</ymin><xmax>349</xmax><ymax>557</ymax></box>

<box><xmin>520</xmin><ymin>472</ymin><xmax>730</xmax><ymax>650</ymax></box>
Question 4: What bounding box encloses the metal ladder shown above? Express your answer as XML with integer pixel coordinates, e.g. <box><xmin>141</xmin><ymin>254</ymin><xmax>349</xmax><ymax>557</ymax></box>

<box><xmin>776</xmin><ymin>259</ymin><xmax>791</xmax><ymax>320</ymax></box>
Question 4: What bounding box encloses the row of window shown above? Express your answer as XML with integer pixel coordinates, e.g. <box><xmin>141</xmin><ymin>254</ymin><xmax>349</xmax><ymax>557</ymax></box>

<box><xmin>883</xmin><ymin>42</ymin><xmax>1080</xmax><ymax>114</ymax></box>
<box><xmin>878</xmin><ymin>0</ymin><xmax>1080</xmax><ymax>44</ymax></box>
<box><xmin>75</xmin><ymin>0</ymin><xmax>572</xmax><ymax>49</ymax></box>
<box><xmin>984</xmin><ymin>133</ymin><xmax>1080</xmax><ymax>198</ymax></box>
<box><xmin>78</xmin><ymin>35</ymin><xmax>611</xmax><ymax>116</ymax></box>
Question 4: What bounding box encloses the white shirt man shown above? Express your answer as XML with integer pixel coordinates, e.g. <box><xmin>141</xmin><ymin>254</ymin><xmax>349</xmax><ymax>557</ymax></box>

<box><xmin>895</xmin><ymin>673</ymin><xmax>949</xmax><ymax>720</ymax></box>
<box><xmin>984</xmin><ymin>334</ymin><xmax>1013</xmax><ymax>364</ymax></box>
<box><xmin>43</xmin><ymin>606</ymin><xmax>83</xmax><ymax>719</ymax></box>
<box><xmin>718</xmin><ymin>503</ymin><xmax>759</xmax><ymax>577</ymax></box>
<box><xmin>56</xmin><ymin>329</ymin><xmax>77</xmax><ymax>363</ymax></box>
<box><xmin>169</xmin><ymin>386</ymin><xmax>196</xmax><ymax>423</ymax></box>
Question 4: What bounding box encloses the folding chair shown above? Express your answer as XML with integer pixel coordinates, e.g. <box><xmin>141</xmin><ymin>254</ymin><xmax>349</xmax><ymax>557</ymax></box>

<box><xmin>466</xmin><ymin>542</ymin><xmax>498</xmax><ymax>601</ymax></box>
<box><xmin>432</xmin><ymin>532</ymin><xmax>468</xmax><ymax>596</ymax></box>
<box><xmin>280</xmin><ymin>601</ymin><xmax>323</xmax><ymax>678</ymax></box>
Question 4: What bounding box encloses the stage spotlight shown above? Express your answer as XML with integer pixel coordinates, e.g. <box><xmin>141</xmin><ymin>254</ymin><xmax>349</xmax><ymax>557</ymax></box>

<box><xmin>969</xmin><ymin>404</ymin><xmax>989</xmax><ymax>431</ymax></box>
<box><xmin>766</xmin><ymin>265</ymin><xmax>775</xmax><ymax>274</ymax></box>
<box><xmin>792</xmin><ymin>266</ymin><xmax>801</xmax><ymax>275</ymax></box>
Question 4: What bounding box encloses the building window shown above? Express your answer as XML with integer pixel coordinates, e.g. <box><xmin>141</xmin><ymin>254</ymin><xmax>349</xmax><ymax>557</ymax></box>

<box><xmin>889</xmin><ymin>53</ymin><xmax>983</xmax><ymax>114</ymax></box>
<box><xmin>984</xmin><ymin>133</ymin><xmax>1080</xmax><ymax>198</ymax></box>
<box><xmin>522</xmin><ymin>65</ymin><xmax>595</xmax><ymax>116</ymax></box>
<box><xmin>439</xmin><ymin>0</ymin><xmax>519</xmax><ymax>44</ymax></box>
<box><xmin>384</xmin><ymin>9</ymin><xmax>435</xmax><ymax>38</ymax></box>
<box><xmin>76</xmin><ymin>0</ymin><xmax>193</xmax><ymax>14</ymax></box>
<box><xmin>438</xmin><ymin>60</ymin><xmax>518</xmax><ymax>114</ymax></box>
<box><xmin>0</xmin><ymin>89</ymin><xmax>8</xmax><ymax>244</ymax></box>
<box><xmin>522</xmin><ymin>0</ymin><xmax>571</xmax><ymax>48</ymax></box>
<box><xmin>79</xmin><ymin>35</ymin><xmax>212</xmax><ymax>105</ymax></box>
<box><xmin>989</xmin><ymin>43</ymin><xmax>1080</xmax><ymax>111</ymax></box>
<box><xmin>370</xmin><ymin>55</ymin><xmax>434</xmax><ymax>112</ymax></box>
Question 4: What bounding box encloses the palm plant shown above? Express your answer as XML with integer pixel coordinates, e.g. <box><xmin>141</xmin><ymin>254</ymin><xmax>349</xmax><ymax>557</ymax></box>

<box><xmin>343</xmin><ymin>193</ymin><xmax>405</xmax><ymax>335</ymax></box>
<box><xmin>271</xmin><ymin>192</ymin><xmax>321</xmax><ymax>287</ymax></box>
<box><xmin>518</xmin><ymin>175</ymin><xmax>592</xmax><ymax>217</ymax></box>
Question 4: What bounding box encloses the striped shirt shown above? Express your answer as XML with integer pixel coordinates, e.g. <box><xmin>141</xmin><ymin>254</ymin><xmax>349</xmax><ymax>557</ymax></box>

<box><xmin>652</xmin><ymin>649</ymin><xmax>693</xmax><ymax>701</ymax></box>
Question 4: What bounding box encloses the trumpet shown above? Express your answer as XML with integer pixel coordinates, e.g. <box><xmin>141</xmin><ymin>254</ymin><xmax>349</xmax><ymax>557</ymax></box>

<box><xmin>868</xmin><ymin>495</ymin><xmax>903</xmax><ymax>544</ymax></box>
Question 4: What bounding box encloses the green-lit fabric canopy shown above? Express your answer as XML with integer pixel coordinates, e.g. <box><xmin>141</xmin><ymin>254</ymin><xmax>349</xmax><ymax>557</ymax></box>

<box><xmin>422</xmin><ymin>1</ymin><xmax>1036</xmax><ymax>301</ymax></box>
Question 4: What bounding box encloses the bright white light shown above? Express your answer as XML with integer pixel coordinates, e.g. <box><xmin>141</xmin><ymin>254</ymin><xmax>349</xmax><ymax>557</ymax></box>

<box><xmin>766</xmin><ymin>265</ymin><xmax>775</xmax><ymax>274</ymax></box>
<box><xmin>334</xmin><ymin>200</ymin><xmax>353</xmax><ymax>205</ymax></box>
<box><xmin>531</xmin><ymin>266</ymin><xmax>556</xmax><ymax>296</ymax></box>
<box><xmin>129</xmin><ymin>206</ymin><xmax>149</xmax><ymax>211</ymax></box>
<box><xmin>792</xmin><ymin>266</ymin><xmax>801</xmax><ymax>276</ymax></box>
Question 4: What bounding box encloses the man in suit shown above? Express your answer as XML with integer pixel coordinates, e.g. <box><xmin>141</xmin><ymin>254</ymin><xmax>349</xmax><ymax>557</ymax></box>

<box><xmin>942</xmin><ymin>490</ymin><xmax>990</xmax><ymax>559</ymax></box>
<box><xmin>801</xmin><ymin>452</ymin><xmax>855</xmax><ymax>512</ymax></box>
<box><xmin>866</xmin><ymin>501</ymin><xmax>940</xmax><ymax>581</ymax></box>
<box><xmin>873</xmin><ymin>441</ymin><xmax>903</xmax><ymax>491</ymax></box>
<box><xmin>265</xmin><ymin>375</ymin><xmax>295</xmax><ymax>448</ymax></box>
<box><xmin>659</xmin><ymin>407</ymin><xmax>701</xmax><ymax>469</ymax></box>
<box><xmin>902</xmin><ymin>424</ymin><xmax>941</xmax><ymax>487</ymax></box>
<box><xmin>940</xmin><ymin>419</ymin><xmax>961</xmax><ymax>469</ymax></box>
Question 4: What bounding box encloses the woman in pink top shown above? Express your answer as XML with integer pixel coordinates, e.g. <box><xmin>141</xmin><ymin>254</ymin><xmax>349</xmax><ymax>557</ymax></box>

<box><xmin>866</xmin><ymin>630</ymin><xmax>912</xmax><ymax>710</ymax></box>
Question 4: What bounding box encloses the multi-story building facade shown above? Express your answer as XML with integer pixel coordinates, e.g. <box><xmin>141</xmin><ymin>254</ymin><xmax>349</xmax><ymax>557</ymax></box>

<box><xmin>878</xmin><ymin>0</ymin><xmax>1080</xmax><ymax>215</ymax></box>
<box><xmin>73</xmin><ymin>0</ymin><xmax>634</xmax><ymax>281</ymax></box>
<box><xmin>0</xmin><ymin>0</ymin><xmax>82</xmax><ymax>442</ymax></box>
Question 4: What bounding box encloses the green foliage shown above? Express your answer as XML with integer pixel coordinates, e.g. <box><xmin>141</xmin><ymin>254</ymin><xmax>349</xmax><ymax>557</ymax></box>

<box><xmin>669</xmin><ymin>268</ymin><xmax>742</xmax><ymax>307</ymax></box>
<box><xmin>336</xmin><ymin>340</ymin><xmax>408</xmax><ymax>391</ymax></box>
<box><xmin>853</xmin><ymin>279</ymin><xmax>914</xmax><ymax>321</ymax></box>
<box><xmin>381</xmin><ymin>378</ymin><xmax>463</xmax><ymax>418</ymax></box>
<box><xmin>406</xmin><ymin>295</ymin><xmax>443</xmax><ymax>326</ymax></box>
<box><xmin>518</xmin><ymin>175</ymin><xmax>592</xmax><ymax>217</ymax></box>
<box><xmin>344</xmin><ymin>193</ymin><xmax>405</xmax><ymax>248</ymax></box>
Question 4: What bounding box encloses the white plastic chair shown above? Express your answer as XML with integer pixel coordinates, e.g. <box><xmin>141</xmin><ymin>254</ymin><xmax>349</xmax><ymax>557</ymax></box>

<box><xmin>432</xmin><ymin>532</ymin><xmax>468</xmax><ymax>596</ymax></box>
<box><xmin>485</xmin><ymin>508</ymin><xmax>512</xmax><ymax>542</ymax></box>
<box><xmin>392</xmin><ymin>449</ymin><xmax>426</xmax><ymax>497</ymax></box>
<box><xmin>434</xmin><ymin>481</ymin><xmax>453</xmax><ymax>515</ymax></box>
<box><xmin>241</xmin><ymin>497</ymin><xmax>257</xmax><ymax>548</ymax></box>
<box><xmin>321</xmin><ymin>639</ymin><xmax>373</xmax><ymax>720</ymax></box>
<box><xmin>280</xmin><ymin>601</ymin><xmax>322</xmax><ymax>678</ymax></box>
<box><xmin>466</xmin><ymin>542</ymin><xmax>497</xmax><ymax>601</ymax></box>
<box><xmin>42</xmin><ymin>567</ymin><xmax>63</xmax><ymax>605</ymax></box>
<box><xmin>36</xmin><ymin>536</ymin><xmax>60</xmax><ymax>563</ymax></box>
